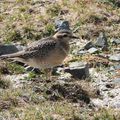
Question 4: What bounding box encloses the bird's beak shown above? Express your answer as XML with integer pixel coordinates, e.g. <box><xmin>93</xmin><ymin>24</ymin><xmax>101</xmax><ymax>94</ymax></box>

<box><xmin>71</xmin><ymin>35</ymin><xmax>79</xmax><ymax>39</ymax></box>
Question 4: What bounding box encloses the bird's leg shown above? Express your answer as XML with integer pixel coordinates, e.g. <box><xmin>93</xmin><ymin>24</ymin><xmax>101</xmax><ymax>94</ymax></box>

<box><xmin>48</xmin><ymin>68</ymin><xmax>52</xmax><ymax>80</ymax></box>
<box><xmin>44</xmin><ymin>68</ymin><xmax>52</xmax><ymax>80</ymax></box>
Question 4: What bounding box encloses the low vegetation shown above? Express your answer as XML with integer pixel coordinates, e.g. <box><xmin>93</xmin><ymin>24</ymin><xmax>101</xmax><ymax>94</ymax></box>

<box><xmin>0</xmin><ymin>0</ymin><xmax>120</xmax><ymax>119</ymax></box>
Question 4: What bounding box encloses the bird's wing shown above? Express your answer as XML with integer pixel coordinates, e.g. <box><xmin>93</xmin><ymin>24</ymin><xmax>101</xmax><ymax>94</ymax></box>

<box><xmin>22</xmin><ymin>37</ymin><xmax>57</xmax><ymax>59</ymax></box>
<box><xmin>0</xmin><ymin>37</ymin><xmax>57</xmax><ymax>59</ymax></box>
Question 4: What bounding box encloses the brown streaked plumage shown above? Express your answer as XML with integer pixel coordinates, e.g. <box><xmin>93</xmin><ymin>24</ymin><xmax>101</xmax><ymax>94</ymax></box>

<box><xmin>0</xmin><ymin>30</ymin><xmax>78</xmax><ymax>79</ymax></box>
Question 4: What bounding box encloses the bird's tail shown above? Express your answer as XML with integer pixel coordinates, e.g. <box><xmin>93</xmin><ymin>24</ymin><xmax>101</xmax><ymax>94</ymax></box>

<box><xmin>0</xmin><ymin>55</ymin><xmax>8</xmax><ymax>60</ymax></box>
<box><xmin>0</xmin><ymin>51</ymin><xmax>23</xmax><ymax>60</ymax></box>
<box><xmin>0</xmin><ymin>54</ymin><xmax>15</xmax><ymax>60</ymax></box>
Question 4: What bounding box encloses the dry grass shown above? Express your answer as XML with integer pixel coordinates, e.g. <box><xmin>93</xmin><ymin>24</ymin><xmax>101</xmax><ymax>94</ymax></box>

<box><xmin>0</xmin><ymin>0</ymin><xmax>120</xmax><ymax>119</ymax></box>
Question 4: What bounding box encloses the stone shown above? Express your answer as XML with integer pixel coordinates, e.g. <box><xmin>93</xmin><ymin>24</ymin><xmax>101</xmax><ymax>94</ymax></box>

<box><xmin>77</xmin><ymin>50</ymin><xmax>87</xmax><ymax>55</ymax></box>
<box><xmin>84</xmin><ymin>42</ymin><xmax>94</xmax><ymax>50</ymax></box>
<box><xmin>0</xmin><ymin>44</ymin><xmax>24</xmax><ymax>55</ymax></box>
<box><xmin>64</xmin><ymin>62</ymin><xmax>89</xmax><ymax>79</ymax></box>
<box><xmin>112</xmin><ymin>78</ymin><xmax>120</xmax><ymax>83</ymax></box>
<box><xmin>109</xmin><ymin>66</ymin><xmax>115</xmax><ymax>71</ymax></box>
<box><xmin>112</xmin><ymin>38</ymin><xmax>120</xmax><ymax>45</ymax></box>
<box><xmin>110</xmin><ymin>64</ymin><xmax>120</xmax><ymax>71</ymax></box>
<box><xmin>109</xmin><ymin>54</ymin><xmax>120</xmax><ymax>61</ymax></box>
<box><xmin>111</xmin><ymin>101</ymin><xmax>120</xmax><ymax>108</ymax></box>
<box><xmin>55</xmin><ymin>20</ymin><xmax>70</xmax><ymax>32</ymax></box>
<box><xmin>114</xmin><ymin>64</ymin><xmax>120</xmax><ymax>70</ymax></box>
<box><xmin>95</xmin><ymin>32</ymin><xmax>108</xmax><ymax>50</ymax></box>
<box><xmin>91</xmin><ymin>98</ymin><xmax>105</xmax><ymax>107</ymax></box>
<box><xmin>88</xmin><ymin>47</ymin><xmax>98</xmax><ymax>54</ymax></box>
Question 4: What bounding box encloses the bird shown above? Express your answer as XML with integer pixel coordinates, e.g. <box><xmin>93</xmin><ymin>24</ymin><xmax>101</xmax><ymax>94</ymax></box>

<box><xmin>0</xmin><ymin>30</ymin><xmax>79</xmax><ymax>80</ymax></box>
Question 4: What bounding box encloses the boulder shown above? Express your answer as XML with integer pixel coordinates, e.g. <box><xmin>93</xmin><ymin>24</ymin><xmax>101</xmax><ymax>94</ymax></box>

<box><xmin>64</xmin><ymin>62</ymin><xmax>89</xmax><ymax>79</ymax></box>
<box><xmin>88</xmin><ymin>47</ymin><xmax>98</xmax><ymax>54</ymax></box>
<box><xmin>95</xmin><ymin>32</ymin><xmax>108</xmax><ymax>50</ymax></box>
<box><xmin>109</xmin><ymin>53</ymin><xmax>120</xmax><ymax>61</ymax></box>
<box><xmin>55</xmin><ymin>20</ymin><xmax>70</xmax><ymax>32</ymax></box>
<box><xmin>0</xmin><ymin>44</ymin><xmax>24</xmax><ymax>55</ymax></box>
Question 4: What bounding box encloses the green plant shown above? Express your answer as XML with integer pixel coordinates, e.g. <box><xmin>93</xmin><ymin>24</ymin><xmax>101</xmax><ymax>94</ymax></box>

<box><xmin>7</xmin><ymin>63</ymin><xmax>25</xmax><ymax>74</ymax></box>
<box><xmin>94</xmin><ymin>109</ymin><xmax>117</xmax><ymax>120</ymax></box>
<box><xmin>5</xmin><ymin>30</ymin><xmax>22</xmax><ymax>43</ymax></box>
<box><xmin>44</xmin><ymin>23</ymin><xmax>54</xmax><ymax>36</ymax></box>
<box><xmin>27</xmin><ymin>71</ymin><xmax>37</xmax><ymax>80</ymax></box>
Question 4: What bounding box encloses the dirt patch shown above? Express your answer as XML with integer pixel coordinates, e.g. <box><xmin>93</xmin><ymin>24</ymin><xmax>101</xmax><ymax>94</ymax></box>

<box><xmin>0</xmin><ymin>61</ymin><xmax>10</xmax><ymax>74</ymax></box>
<box><xmin>46</xmin><ymin>83</ymin><xmax>90</xmax><ymax>104</ymax></box>
<box><xmin>0</xmin><ymin>97</ymin><xmax>25</xmax><ymax>111</ymax></box>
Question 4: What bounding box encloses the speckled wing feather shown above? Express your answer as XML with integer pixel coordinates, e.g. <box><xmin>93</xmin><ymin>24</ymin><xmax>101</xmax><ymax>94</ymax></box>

<box><xmin>0</xmin><ymin>37</ymin><xmax>57</xmax><ymax>59</ymax></box>
<box><xmin>21</xmin><ymin>37</ymin><xmax>57</xmax><ymax>59</ymax></box>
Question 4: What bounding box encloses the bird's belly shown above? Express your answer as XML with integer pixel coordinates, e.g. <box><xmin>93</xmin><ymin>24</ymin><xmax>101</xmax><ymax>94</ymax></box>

<box><xmin>27</xmin><ymin>51</ymin><xmax>67</xmax><ymax>69</ymax></box>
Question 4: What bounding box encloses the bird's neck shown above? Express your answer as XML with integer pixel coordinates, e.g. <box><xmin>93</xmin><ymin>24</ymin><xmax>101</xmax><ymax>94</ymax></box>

<box><xmin>52</xmin><ymin>36</ymin><xmax>70</xmax><ymax>54</ymax></box>
<box><xmin>59</xmin><ymin>40</ymin><xmax>70</xmax><ymax>53</ymax></box>
<box><xmin>52</xmin><ymin>36</ymin><xmax>69</xmax><ymax>47</ymax></box>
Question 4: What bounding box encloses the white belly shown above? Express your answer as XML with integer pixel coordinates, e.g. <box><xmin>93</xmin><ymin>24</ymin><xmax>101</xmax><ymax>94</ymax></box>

<box><xmin>27</xmin><ymin>59</ymin><xmax>61</xmax><ymax>69</ymax></box>
<box><xmin>26</xmin><ymin>53</ymin><xmax>66</xmax><ymax>69</ymax></box>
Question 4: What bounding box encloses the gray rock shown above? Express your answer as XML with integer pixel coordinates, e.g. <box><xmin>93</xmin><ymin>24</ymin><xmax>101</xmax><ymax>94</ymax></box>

<box><xmin>114</xmin><ymin>64</ymin><xmax>120</xmax><ymax>70</ymax></box>
<box><xmin>0</xmin><ymin>44</ymin><xmax>24</xmax><ymax>55</ymax></box>
<box><xmin>95</xmin><ymin>32</ymin><xmax>108</xmax><ymax>50</ymax></box>
<box><xmin>110</xmin><ymin>64</ymin><xmax>120</xmax><ymax>71</ymax></box>
<box><xmin>91</xmin><ymin>98</ymin><xmax>105</xmax><ymax>107</ymax></box>
<box><xmin>55</xmin><ymin>20</ymin><xmax>70</xmax><ymax>32</ymax></box>
<box><xmin>88</xmin><ymin>47</ymin><xmax>98</xmax><ymax>54</ymax></box>
<box><xmin>109</xmin><ymin>54</ymin><xmax>120</xmax><ymax>61</ymax></box>
<box><xmin>112</xmin><ymin>38</ymin><xmax>120</xmax><ymax>45</ymax></box>
<box><xmin>64</xmin><ymin>62</ymin><xmax>89</xmax><ymax>79</ymax></box>
<box><xmin>109</xmin><ymin>66</ymin><xmax>115</xmax><ymax>71</ymax></box>
<box><xmin>77</xmin><ymin>50</ymin><xmax>87</xmax><ymax>55</ymax></box>
<box><xmin>112</xmin><ymin>78</ymin><xmax>120</xmax><ymax>83</ymax></box>
<box><xmin>84</xmin><ymin>42</ymin><xmax>94</xmax><ymax>50</ymax></box>
<box><xmin>111</xmin><ymin>101</ymin><xmax>120</xmax><ymax>108</ymax></box>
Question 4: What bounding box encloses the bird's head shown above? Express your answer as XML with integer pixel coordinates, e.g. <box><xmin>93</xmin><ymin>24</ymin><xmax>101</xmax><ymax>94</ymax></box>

<box><xmin>53</xmin><ymin>30</ymin><xmax>79</xmax><ymax>42</ymax></box>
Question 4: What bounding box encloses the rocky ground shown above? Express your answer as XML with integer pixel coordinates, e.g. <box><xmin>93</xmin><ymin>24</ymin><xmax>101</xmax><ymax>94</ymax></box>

<box><xmin>0</xmin><ymin>0</ymin><xmax>120</xmax><ymax>120</ymax></box>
